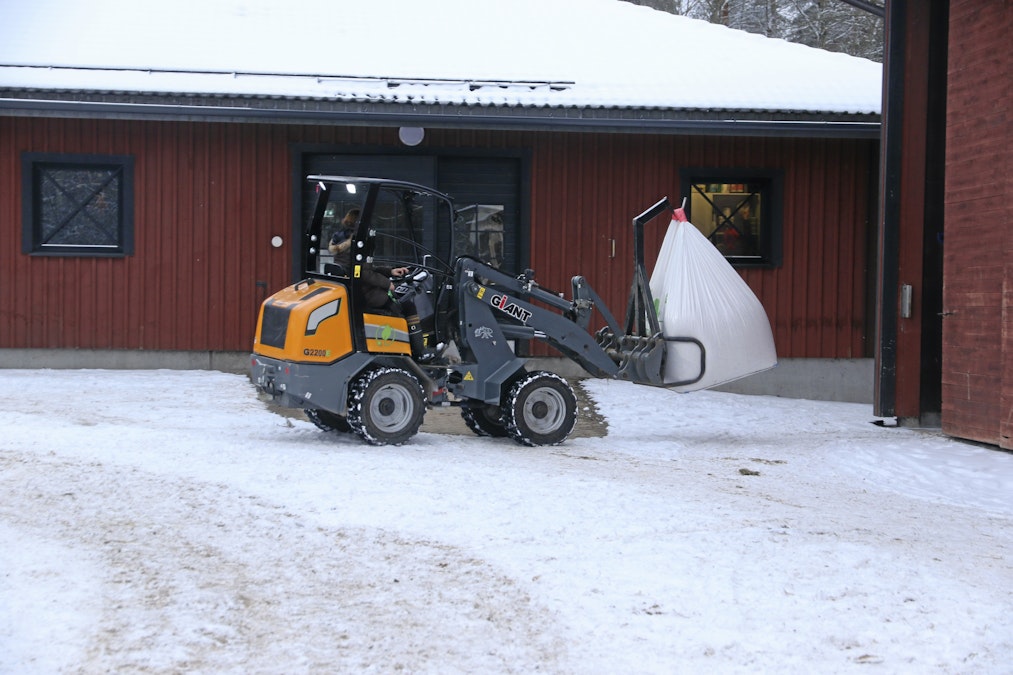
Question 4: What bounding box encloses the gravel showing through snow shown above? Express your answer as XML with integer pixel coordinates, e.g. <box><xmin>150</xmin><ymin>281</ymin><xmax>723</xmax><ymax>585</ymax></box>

<box><xmin>1</xmin><ymin>370</ymin><xmax>1011</xmax><ymax>673</ymax></box>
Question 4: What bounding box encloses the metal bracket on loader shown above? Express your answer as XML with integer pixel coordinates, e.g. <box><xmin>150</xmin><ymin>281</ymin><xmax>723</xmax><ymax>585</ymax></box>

<box><xmin>594</xmin><ymin>197</ymin><xmax>707</xmax><ymax>388</ymax></box>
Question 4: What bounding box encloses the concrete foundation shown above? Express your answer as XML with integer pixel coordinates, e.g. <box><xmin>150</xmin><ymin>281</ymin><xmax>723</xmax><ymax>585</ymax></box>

<box><xmin>0</xmin><ymin>349</ymin><xmax>251</xmax><ymax>374</ymax></box>
<box><xmin>0</xmin><ymin>350</ymin><xmax>873</xmax><ymax>404</ymax></box>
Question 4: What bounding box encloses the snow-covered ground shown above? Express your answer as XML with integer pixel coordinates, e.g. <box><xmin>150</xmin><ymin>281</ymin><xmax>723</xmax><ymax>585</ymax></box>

<box><xmin>1</xmin><ymin>369</ymin><xmax>1010</xmax><ymax>673</ymax></box>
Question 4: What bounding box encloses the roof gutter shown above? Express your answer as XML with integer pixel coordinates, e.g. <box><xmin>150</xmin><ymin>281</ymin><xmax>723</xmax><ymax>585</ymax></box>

<box><xmin>0</xmin><ymin>95</ymin><xmax>881</xmax><ymax>139</ymax></box>
<box><xmin>837</xmin><ymin>0</ymin><xmax>886</xmax><ymax>18</ymax></box>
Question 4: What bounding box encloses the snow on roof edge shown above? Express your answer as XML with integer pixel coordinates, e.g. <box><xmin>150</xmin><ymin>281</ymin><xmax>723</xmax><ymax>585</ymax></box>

<box><xmin>0</xmin><ymin>64</ymin><xmax>882</xmax><ymax>118</ymax></box>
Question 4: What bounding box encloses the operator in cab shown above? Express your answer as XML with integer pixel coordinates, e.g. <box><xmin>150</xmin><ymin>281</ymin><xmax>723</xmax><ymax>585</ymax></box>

<box><xmin>328</xmin><ymin>223</ymin><xmax>433</xmax><ymax>361</ymax></box>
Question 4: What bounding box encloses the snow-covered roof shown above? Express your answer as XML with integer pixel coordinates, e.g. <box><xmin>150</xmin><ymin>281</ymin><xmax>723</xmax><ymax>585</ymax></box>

<box><xmin>0</xmin><ymin>0</ymin><xmax>882</xmax><ymax>130</ymax></box>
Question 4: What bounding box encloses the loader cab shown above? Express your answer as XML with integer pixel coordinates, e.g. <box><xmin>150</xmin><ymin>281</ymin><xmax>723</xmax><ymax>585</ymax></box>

<box><xmin>304</xmin><ymin>176</ymin><xmax>458</xmax><ymax>353</ymax></box>
<box><xmin>306</xmin><ymin>175</ymin><xmax>457</xmax><ymax>270</ymax></box>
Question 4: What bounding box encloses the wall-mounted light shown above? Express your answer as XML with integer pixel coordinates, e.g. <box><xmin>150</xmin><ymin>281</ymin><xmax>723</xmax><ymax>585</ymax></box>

<box><xmin>398</xmin><ymin>126</ymin><xmax>425</xmax><ymax>146</ymax></box>
<box><xmin>271</xmin><ymin>236</ymin><xmax>283</xmax><ymax>248</ymax></box>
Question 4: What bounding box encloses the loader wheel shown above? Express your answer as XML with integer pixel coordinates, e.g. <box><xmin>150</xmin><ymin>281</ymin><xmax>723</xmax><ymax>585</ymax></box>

<box><xmin>461</xmin><ymin>402</ymin><xmax>509</xmax><ymax>438</ymax></box>
<box><xmin>305</xmin><ymin>408</ymin><xmax>352</xmax><ymax>433</ymax></box>
<box><xmin>347</xmin><ymin>367</ymin><xmax>425</xmax><ymax>446</ymax></box>
<box><xmin>504</xmin><ymin>371</ymin><xmax>577</xmax><ymax>446</ymax></box>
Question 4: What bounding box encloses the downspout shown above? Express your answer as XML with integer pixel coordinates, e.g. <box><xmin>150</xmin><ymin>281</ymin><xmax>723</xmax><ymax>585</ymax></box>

<box><xmin>875</xmin><ymin>0</ymin><xmax>906</xmax><ymax>417</ymax></box>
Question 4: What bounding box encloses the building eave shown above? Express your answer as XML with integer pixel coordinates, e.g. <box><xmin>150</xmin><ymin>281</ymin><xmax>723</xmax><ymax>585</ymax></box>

<box><xmin>0</xmin><ymin>90</ymin><xmax>881</xmax><ymax>139</ymax></box>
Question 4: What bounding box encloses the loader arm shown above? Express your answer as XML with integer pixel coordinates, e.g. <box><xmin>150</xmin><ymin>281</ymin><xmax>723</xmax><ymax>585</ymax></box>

<box><xmin>454</xmin><ymin>257</ymin><xmax>621</xmax><ymax>385</ymax></box>
<box><xmin>450</xmin><ymin>193</ymin><xmax>711</xmax><ymax>395</ymax></box>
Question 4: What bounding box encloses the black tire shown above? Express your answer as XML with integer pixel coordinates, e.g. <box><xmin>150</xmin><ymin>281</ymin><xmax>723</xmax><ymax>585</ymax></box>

<box><xmin>305</xmin><ymin>408</ymin><xmax>352</xmax><ymax>433</ymax></box>
<box><xmin>347</xmin><ymin>367</ymin><xmax>426</xmax><ymax>445</ymax></box>
<box><xmin>503</xmin><ymin>371</ymin><xmax>577</xmax><ymax>446</ymax></box>
<box><xmin>460</xmin><ymin>402</ymin><xmax>509</xmax><ymax>438</ymax></box>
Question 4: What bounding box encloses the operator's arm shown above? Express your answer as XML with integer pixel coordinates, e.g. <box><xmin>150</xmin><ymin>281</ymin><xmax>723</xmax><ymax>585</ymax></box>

<box><xmin>368</xmin><ymin>264</ymin><xmax>410</xmax><ymax>291</ymax></box>
<box><xmin>360</xmin><ymin>265</ymin><xmax>393</xmax><ymax>291</ymax></box>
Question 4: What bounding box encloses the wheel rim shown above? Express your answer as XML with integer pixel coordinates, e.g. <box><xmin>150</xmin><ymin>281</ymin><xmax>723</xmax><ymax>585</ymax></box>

<box><xmin>369</xmin><ymin>383</ymin><xmax>415</xmax><ymax>434</ymax></box>
<box><xmin>522</xmin><ymin>386</ymin><xmax>568</xmax><ymax>435</ymax></box>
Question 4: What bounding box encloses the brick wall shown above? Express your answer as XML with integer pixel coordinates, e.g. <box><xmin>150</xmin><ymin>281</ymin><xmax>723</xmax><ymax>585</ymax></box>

<box><xmin>942</xmin><ymin>0</ymin><xmax>1013</xmax><ymax>447</ymax></box>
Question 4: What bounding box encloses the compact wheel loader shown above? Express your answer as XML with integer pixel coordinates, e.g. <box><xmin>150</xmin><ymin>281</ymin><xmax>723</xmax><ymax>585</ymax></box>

<box><xmin>251</xmin><ymin>176</ymin><xmax>708</xmax><ymax>446</ymax></box>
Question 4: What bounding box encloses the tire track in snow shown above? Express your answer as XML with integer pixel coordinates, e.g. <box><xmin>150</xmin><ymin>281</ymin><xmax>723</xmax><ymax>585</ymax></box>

<box><xmin>0</xmin><ymin>450</ymin><xmax>567</xmax><ymax>673</ymax></box>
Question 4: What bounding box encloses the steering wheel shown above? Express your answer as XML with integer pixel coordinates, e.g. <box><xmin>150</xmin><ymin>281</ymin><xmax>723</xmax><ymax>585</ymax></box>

<box><xmin>392</xmin><ymin>266</ymin><xmax>430</xmax><ymax>299</ymax></box>
<box><xmin>400</xmin><ymin>266</ymin><xmax>429</xmax><ymax>283</ymax></box>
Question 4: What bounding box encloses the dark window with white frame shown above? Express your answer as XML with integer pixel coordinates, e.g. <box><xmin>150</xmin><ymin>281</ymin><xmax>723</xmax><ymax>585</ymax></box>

<box><xmin>22</xmin><ymin>153</ymin><xmax>134</xmax><ymax>256</ymax></box>
<box><xmin>680</xmin><ymin>169</ymin><xmax>782</xmax><ymax>268</ymax></box>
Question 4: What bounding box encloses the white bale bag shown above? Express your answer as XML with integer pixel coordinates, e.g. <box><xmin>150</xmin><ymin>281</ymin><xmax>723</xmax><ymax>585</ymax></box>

<box><xmin>649</xmin><ymin>211</ymin><xmax>776</xmax><ymax>392</ymax></box>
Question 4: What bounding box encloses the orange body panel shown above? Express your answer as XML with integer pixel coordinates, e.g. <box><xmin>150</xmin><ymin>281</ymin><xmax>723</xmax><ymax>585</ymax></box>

<box><xmin>362</xmin><ymin>313</ymin><xmax>411</xmax><ymax>356</ymax></box>
<box><xmin>253</xmin><ymin>279</ymin><xmax>354</xmax><ymax>364</ymax></box>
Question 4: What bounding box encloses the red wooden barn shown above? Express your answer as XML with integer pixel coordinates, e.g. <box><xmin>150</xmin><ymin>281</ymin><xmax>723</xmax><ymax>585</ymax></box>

<box><xmin>1</xmin><ymin>2</ymin><xmax>884</xmax><ymax>403</ymax></box>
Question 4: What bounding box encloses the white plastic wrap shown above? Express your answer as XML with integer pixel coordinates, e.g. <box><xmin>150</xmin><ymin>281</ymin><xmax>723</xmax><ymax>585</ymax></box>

<box><xmin>649</xmin><ymin>213</ymin><xmax>777</xmax><ymax>392</ymax></box>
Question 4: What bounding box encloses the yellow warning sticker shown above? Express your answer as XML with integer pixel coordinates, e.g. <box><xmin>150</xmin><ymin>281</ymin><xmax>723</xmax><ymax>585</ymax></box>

<box><xmin>463</xmin><ymin>371</ymin><xmax>474</xmax><ymax>381</ymax></box>
<box><xmin>354</xmin><ymin>265</ymin><xmax>361</xmax><ymax>278</ymax></box>
<box><xmin>476</xmin><ymin>287</ymin><xmax>486</xmax><ymax>299</ymax></box>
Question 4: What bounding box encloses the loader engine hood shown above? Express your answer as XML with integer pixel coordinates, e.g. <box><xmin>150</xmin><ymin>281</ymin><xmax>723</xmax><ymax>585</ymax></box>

<box><xmin>253</xmin><ymin>278</ymin><xmax>353</xmax><ymax>364</ymax></box>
